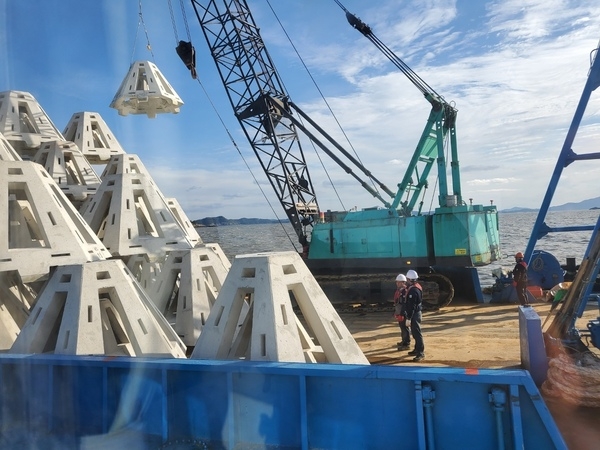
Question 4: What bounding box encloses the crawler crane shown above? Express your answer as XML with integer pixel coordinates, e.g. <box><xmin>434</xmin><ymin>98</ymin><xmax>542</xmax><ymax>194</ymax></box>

<box><xmin>189</xmin><ymin>0</ymin><xmax>500</xmax><ymax>308</ymax></box>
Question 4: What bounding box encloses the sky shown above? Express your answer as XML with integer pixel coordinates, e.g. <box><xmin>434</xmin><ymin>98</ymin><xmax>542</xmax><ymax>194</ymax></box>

<box><xmin>1</xmin><ymin>0</ymin><xmax>600</xmax><ymax>221</ymax></box>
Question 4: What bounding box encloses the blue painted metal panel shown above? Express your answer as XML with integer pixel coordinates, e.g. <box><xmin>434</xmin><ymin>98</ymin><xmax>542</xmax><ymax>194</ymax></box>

<box><xmin>519</xmin><ymin>306</ymin><xmax>550</xmax><ymax>386</ymax></box>
<box><xmin>309</xmin><ymin>214</ymin><xmax>431</xmax><ymax>260</ymax></box>
<box><xmin>0</xmin><ymin>355</ymin><xmax>566</xmax><ymax>449</ymax></box>
<box><xmin>528</xmin><ymin>250</ymin><xmax>564</xmax><ymax>290</ymax></box>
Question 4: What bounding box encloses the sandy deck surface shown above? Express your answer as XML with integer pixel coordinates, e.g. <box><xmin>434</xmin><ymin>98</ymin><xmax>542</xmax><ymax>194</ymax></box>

<box><xmin>341</xmin><ymin>299</ymin><xmax>599</xmax><ymax>368</ymax></box>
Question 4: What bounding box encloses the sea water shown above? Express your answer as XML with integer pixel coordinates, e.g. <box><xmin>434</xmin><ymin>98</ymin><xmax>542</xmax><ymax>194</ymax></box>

<box><xmin>196</xmin><ymin>210</ymin><xmax>600</xmax><ymax>289</ymax></box>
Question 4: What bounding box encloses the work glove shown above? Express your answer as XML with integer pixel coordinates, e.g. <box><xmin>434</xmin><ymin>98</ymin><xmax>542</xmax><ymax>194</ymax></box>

<box><xmin>406</xmin><ymin>319</ymin><xmax>411</xmax><ymax>327</ymax></box>
<box><xmin>394</xmin><ymin>314</ymin><xmax>404</xmax><ymax>322</ymax></box>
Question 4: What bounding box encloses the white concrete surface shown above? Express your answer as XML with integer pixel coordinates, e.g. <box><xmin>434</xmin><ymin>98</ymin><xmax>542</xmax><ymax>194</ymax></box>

<box><xmin>128</xmin><ymin>244</ymin><xmax>231</xmax><ymax>346</ymax></box>
<box><xmin>33</xmin><ymin>140</ymin><xmax>101</xmax><ymax>209</ymax></box>
<box><xmin>166</xmin><ymin>197</ymin><xmax>201</xmax><ymax>247</ymax></box>
<box><xmin>191</xmin><ymin>251</ymin><xmax>369</xmax><ymax>364</ymax></box>
<box><xmin>0</xmin><ymin>132</ymin><xmax>22</xmax><ymax>161</ymax></box>
<box><xmin>0</xmin><ymin>271</ymin><xmax>36</xmax><ymax>350</ymax></box>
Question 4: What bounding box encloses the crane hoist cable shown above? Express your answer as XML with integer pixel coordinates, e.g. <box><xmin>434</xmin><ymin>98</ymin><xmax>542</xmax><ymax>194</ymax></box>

<box><xmin>264</xmin><ymin>0</ymin><xmax>353</xmax><ymax>211</ymax></box>
<box><xmin>167</xmin><ymin>0</ymin><xmax>298</xmax><ymax>250</ymax></box>
<box><xmin>333</xmin><ymin>0</ymin><xmax>443</xmax><ymax>100</ymax></box>
<box><xmin>131</xmin><ymin>0</ymin><xmax>156</xmax><ymax>63</ymax></box>
<box><xmin>198</xmin><ymin>78</ymin><xmax>299</xmax><ymax>251</ymax></box>
<box><xmin>335</xmin><ymin>0</ymin><xmax>455</xmax><ymax>213</ymax></box>
<box><xmin>168</xmin><ymin>0</ymin><xmax>197</xmax><ymax>78</ymax></box>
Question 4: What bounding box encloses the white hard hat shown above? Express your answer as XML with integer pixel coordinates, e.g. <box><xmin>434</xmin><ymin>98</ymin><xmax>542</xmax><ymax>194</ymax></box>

<box><xmin>406</xmin><ymin>269</ymin><xmax>419</xmax><ymax>280</ymax></box>
<box><xmin>395</xmin><ymin>274</ymin><xmax>407</xmax><ymax>282</ymax></box>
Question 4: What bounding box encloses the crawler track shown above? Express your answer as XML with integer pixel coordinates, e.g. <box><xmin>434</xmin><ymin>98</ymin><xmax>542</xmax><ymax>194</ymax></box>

<box><xmin>314</xmin><ymin>272</ymin><xmax>454</xmax><ymax>312</ymax></box>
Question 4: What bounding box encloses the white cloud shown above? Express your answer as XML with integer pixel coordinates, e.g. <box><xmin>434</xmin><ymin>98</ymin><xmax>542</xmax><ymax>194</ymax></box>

<box><xmin>5</xmin><ymin>0</ymin><xmax>600</xmax><ymax>219</ymax></box>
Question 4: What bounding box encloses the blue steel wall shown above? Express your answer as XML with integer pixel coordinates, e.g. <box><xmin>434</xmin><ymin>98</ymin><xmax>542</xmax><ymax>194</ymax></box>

<box><xmin>0</xmin><ymin>355</ymin><xmax>566</xmax><ymax>449</ymax></box>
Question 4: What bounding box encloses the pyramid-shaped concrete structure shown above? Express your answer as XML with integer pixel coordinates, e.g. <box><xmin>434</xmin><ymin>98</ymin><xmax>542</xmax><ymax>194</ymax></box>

<box><xmin>0</xmin><ymin>91</ymin><xmax>64</xmax><ymax>159</ymax></box>
<box><xmin>62</xmin><ymin>111</ymin><xmax>125</xmax><ymax>164</ymax></box>
<box><xmin>0</xmin><ymin>160</ymin><xmax>111</xmax><ymax>281</ymax></box>
<box><xmin>10</xmin><ymin>259</ymin><xmax>187</xmax><ymax>357</ymax></box>
<box><xmin>81</xmin><ymin>154</ymin><xmax>197</xmax><ymax>260</ymax></box>
<box><xmin>109</xmin><ymin>60</ymin><xmax>184</xmax><ymax>118</ymax></box>
<box><xmin>191</xmin><ymin>251</ymin><xmax>369</xmax><ymax>364</ymax></box>
<box><xmin>129</xmin><ymin>244</ymin><xmax>231</xmax><ymax>347</ymax></box>
<box><xmin>33</xmin><ymin>140</ymin><xmax>102</xmax><ymax>209</ymax></box>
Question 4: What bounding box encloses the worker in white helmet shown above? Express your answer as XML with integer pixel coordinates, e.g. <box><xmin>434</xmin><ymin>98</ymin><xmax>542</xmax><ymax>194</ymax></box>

<box><xmin>404</xmin><ymin>270</ymin><xmax>425</xmax><ymax>361</ymax></box>
<box><xmin>393</xmin><ymin>274</ymin><xmax>410</xmax><ymax>350</ymax></box>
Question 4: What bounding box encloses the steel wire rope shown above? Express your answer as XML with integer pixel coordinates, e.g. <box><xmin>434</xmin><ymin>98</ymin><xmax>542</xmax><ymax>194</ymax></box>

<box><xmin>194</xmin><ymin>77</ymin><xmax>299</xmax><ymax>251</ymax></box>
<box><xmin>167</xmin><ymin>1</ymin><xmax>299</xmax><ymax>251</ymax></box>
<box><xmin>334</xmin><ymin>0</ymin><xmax>453</xmax><ymax>215</ymax></box>
<box><xmin>131</xmin><ymin>0</ymin><xmax>156</xmax><ymax>63</ymax></box>
<box><xmin>168</xmin><ymin>0</ymin><xmax>194</xmax><ymax>43</ymax></box>
<box><xmin>265</xmin><ymin>0</ymin><xmax>392</xmax><ymax>211</ymax></box>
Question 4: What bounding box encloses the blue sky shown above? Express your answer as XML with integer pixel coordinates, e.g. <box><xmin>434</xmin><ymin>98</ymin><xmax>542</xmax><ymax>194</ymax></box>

<box><xmin>2</xmin><ymin>0</ymin><xmax>600</xmax><ymax>220</ymax></box>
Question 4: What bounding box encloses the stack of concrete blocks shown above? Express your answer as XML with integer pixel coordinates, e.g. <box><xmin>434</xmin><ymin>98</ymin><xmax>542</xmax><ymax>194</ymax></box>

<box><xmin>61</xmin><ymin>98</ymin><xmax>230</xmax><ymax>349</ymax></box>
<box><xmin>0</xmin><ymin>91</ymin><xmax>219</xmax><ymax>355</ymax></box>
<box><xmin>78</xmin><ymin>152</ymin><xmax>231</xmax><ymax>347</ymax></box>
<box><xmin>10</xmin><ymin>260</ymin><xmax>187</xmax><ymax>357</ymax></box>
<box><xmin>81</xmin><ymin>153</ymin><xmax>197</xmax><ymax>259</ymax></box>
<box><xmin>0</xmin><ymin>159</ymin><xmax>112</xmax><ymax>349</ymax></box>
<box><xmin>0</xmin><ymin>90</ymin><xmax>65</xmax><ymax>160</ymax></box>
<box><xmin>191</xmin><ymin>251</ymin><xmax>369</xmax><ymax>364</ymax></box>
<box><xmin>109</xmin><ymin>60</ymin><xmax>184</xmax><ymax>118</ymax></box>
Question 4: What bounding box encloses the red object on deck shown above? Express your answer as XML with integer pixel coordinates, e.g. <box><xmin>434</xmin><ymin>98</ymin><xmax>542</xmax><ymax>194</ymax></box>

<box><xmin>527</xmin><ymin>286</ymin><xmax>543</xmax><ymax>299</ymax></box>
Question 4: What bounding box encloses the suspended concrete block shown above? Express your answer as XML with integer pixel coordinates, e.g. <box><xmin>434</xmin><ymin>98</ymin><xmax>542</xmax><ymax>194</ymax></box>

<box><xmin>0</xmin><ymin>91</ymin><xmax>64</xmax><ymax>159</ymax></box>
<box><xmin>33</xmin><ymin>140</ymin><xmax>102</xmax><ymax>209</ymax></box>
<box><xmin>81</xmin><ymin>154</ymin><xmax>195</xmax><ymax>260</ymax></box>
<box><xmin>191</xmin><ymin>251</ymin><xmax>369</xmax><ymax>364</ymax></box>
<box><xmin>62</xmin><ymin>111</ymin><xmax>125</xmax><ymax>164</ymax></box>
<box><xmin>9</xmin><ymin>259</ymin><xmax>187</xmax><ymax>357</ymax></box>
<box><xmin>128</xmin><ymin>244</ymin><xmax>231</xmax><ymax>347</ymax></box>
<box><xmin>0</xmin><ymin>271</ymin><xmax>37</xmax><ymax>350</ymax></box>
<box><xmin>0</xmin><ymin>132</ymin><xmax>22</xmax><ymax>161</ymax></box>
<box><xmin>109</xmin><ymin>60</ymin><xmax>184</xmax><ymax>118</ymax></box>
<box><xmin>0</xmin><ymin>160</ymin><xmax>111</xmax><ymax>282</ymax></box>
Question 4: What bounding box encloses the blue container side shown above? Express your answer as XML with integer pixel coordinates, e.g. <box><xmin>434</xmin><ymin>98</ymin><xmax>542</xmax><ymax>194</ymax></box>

<box><xmin>0</xmin><ymin>355</ymin><xmax>567</xmax><ymax>450</ymax></box>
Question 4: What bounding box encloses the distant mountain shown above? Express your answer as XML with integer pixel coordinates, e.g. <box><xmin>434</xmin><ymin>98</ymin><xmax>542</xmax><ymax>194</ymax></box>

<box><xmin>193</xmin><ymin>216</ymin><xmax>279</xmax><ymax>226</ymax></box>
<box><xmin>549</xmin><ymin>196</ymin><xmax>600</xmax><ymax>211</ymax></box>
<box><xmin>500</xmin><ymin>206</ymin><xmax>538</xmax><ymax>213</ymax></box>
<box><xmin>501</xmin><ymin>196</ymin><xmax>600</xmax><ymax>213</ymax></box>
<box><xmin>198</xmin><ymin>197</ymin><xmax>600</xmax><ymax>222</ymax></box>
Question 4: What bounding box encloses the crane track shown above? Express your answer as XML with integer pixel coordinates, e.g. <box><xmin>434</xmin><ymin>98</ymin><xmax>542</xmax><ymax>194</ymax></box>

<box><xmin>313</xmin><ymin>272</ymin><xmax>455</xmax><ymax>312</ymax></box>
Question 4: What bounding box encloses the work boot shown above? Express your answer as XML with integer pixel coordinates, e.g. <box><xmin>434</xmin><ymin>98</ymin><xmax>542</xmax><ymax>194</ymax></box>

<box><xmin>397</xmin><ymin>342</ymin><xmax>410</xmax><ymax>350</ymax></box>
<box><xmin>407</xmin><ymin>349</ymin><xmax>418</xmax><ymax>356</ymax></box>
<box><xmin>412</xmin><ymin>354</ymin><xmax>425</xmax><ymax>362</ymax></box>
